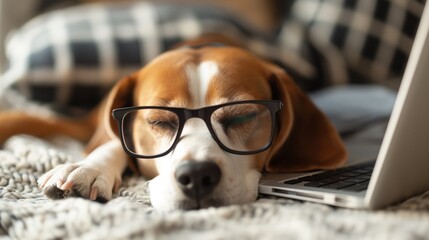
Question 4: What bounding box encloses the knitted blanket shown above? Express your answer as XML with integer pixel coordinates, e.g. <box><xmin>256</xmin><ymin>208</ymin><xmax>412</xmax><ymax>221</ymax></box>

<box><xmin>1</xmin><ymin>92</ymin><xmax>429</xmax><ymax>239</ymax></box>
<box><xmin>1</xmin><ymin>136</ymin><xmax>429</xmax><ymax>239</ymax></box>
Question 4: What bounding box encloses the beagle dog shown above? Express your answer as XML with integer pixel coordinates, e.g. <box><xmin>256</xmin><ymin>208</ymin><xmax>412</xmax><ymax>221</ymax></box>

<box><xmin>0</xmin><ymin>36</ymin><xmax>346</xmax><ymax>210</ymax></box>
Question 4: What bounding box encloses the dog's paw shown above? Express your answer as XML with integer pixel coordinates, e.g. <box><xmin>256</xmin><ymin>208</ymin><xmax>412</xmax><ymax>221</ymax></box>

<box><xmin>37</xmin><ymin>163</ymin><xmax>122</xmax><ymax>203</ymax></box>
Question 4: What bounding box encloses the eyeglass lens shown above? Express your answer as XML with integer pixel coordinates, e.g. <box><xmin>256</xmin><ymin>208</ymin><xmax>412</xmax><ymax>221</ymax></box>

<box><xmin>122</xmin><ymin>109</ymin><xmax>179</xmax><ymax>156</ymax></box>
<box><xmin>210</xmin><ymin>103</ymin><xmax>272</xmax><ymax>152</ymax></box>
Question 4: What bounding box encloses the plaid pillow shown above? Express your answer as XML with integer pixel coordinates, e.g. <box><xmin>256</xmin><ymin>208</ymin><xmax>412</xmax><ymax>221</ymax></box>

<box><xmin>1</xmin><ymin>1</ymin><xmax>425</xmax><ymax>115</ymax></box>
<box><xmin>277</xmin><ymin>0</ymin><xmax>425</xmax><ymax>90</ymax></box>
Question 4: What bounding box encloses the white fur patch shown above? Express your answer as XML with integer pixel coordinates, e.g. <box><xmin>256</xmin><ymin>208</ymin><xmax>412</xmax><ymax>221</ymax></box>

<box><xmin>186</xmin><ymin>61</ymin><xmax>219</xmax><ymax>107</ymax></box>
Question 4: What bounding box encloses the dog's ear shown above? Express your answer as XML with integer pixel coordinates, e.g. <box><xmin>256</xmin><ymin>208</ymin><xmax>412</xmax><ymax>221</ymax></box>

<box><xmin>104</xmin><ymin>72</ymin><xmax>138</xmax><ymax>139</ymax></box>
<box><xmin>84</xmin><ymin>72</ymin><xmax>138</xmax><ymax>154</ymax></box>
<box><xmin>265</xmin><ymin>66</ymin><xmax>347</xmax><ymax>172</ymax></box>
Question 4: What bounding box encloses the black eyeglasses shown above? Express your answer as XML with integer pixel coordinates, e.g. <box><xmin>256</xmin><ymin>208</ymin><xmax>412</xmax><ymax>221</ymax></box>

<box><xmin>112</xmin><ymin>100</ymin><xmax>283</xmax><ymax>159</ymax></box>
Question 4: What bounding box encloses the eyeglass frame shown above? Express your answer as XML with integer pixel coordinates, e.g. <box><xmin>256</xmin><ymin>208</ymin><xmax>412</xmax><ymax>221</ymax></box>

<box><xmin>112</xmin><ymin>100</ymin><xmax>284</xmax><ymax>159</ymax></box>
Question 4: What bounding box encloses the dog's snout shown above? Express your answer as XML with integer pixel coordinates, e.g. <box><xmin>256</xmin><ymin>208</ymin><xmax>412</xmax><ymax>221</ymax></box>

<box><xmin>175</xmin><ymin>161</ymin><xmax>221</xmax><ymax>200</ymax></box>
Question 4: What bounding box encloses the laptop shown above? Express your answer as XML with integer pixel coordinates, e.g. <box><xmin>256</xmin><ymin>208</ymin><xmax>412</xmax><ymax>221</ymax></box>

<box><xmin>259</xmin><ymin>3</ymin><xmax>429</xmax><ymax>210</ymax></box>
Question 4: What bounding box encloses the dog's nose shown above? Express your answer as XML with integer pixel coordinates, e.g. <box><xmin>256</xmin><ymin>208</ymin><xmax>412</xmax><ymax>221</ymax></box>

<box><xmin>175</xmin><ymin>161</ymin><xmax>221</xmax><ymax>200</ymax></box>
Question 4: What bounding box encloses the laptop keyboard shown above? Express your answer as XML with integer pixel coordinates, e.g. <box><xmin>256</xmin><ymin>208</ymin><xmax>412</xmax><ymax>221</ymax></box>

<box><xmin>284</xmin><ymin>161</ymin><xmax>375</xmax><ymax>192</ymax></box>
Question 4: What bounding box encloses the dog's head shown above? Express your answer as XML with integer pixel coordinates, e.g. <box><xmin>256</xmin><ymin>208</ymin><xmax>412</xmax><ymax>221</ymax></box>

<box><xmin>105</xmin><ymin>39</ymin><xmax>346</xmax><ymax>210</ymax></box>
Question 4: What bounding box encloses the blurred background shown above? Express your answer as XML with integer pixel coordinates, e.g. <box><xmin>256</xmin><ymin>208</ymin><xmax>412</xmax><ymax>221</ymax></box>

<box><xmin>0</xmin><ymin>0</ymin><xmax>424</xmax><ymax>117</ymax></box>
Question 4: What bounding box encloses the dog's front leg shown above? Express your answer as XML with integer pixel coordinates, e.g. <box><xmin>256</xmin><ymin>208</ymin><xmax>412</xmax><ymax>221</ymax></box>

<box><xmin>37</xmin><ymin>140</ymin><xmax>127</xmax><ymax>202</ymax></box>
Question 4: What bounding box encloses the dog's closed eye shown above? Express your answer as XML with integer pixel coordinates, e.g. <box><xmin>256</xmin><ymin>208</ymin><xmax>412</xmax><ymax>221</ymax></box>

<box><xmin>147</xmin><ymin>119</ymin><xmax>179</xmax><ymax>132</ymax></box>
<box><xmin>218</xmin><ymin>112</ymin><xmax>257</xmax><ymax>132</ymax></box>
<box><xmin>132</xmin><ymin>109</ymin><xmax>179</xmax><ymax>135</ymax></box>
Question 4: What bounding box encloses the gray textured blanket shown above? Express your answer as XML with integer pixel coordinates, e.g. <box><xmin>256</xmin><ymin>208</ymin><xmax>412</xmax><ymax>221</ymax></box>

<box><xmin>1</xmin><ymin>88</ymin><xmax>429</xmax><ymax>239</ymax></box>
<box><xmin>1</xmin><ymin>135</ymin><xmax>429</xmax><ymax>239</ymax></box>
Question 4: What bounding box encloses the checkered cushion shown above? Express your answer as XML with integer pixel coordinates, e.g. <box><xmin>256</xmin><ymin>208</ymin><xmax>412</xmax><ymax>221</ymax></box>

<box><xmin>278</xmin><ymin>0</ymin><xmax>425</xmax><ymax>90</ymax></box>
<box><xmin>1</xmin><ymin>1</ymin><xmax>425</xmax><ymax>115</ymax></box>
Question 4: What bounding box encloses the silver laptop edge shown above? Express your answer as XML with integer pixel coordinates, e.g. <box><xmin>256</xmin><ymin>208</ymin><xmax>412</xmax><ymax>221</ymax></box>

<box><xmin>259</xmin><ymin>3</ymin><xmax>429</xmax><ymax>209</ymax></box>
<box><xmin>365</xmin><ymin>2</ymin><xmax>429</xmax><ymax>209</ymax></box>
